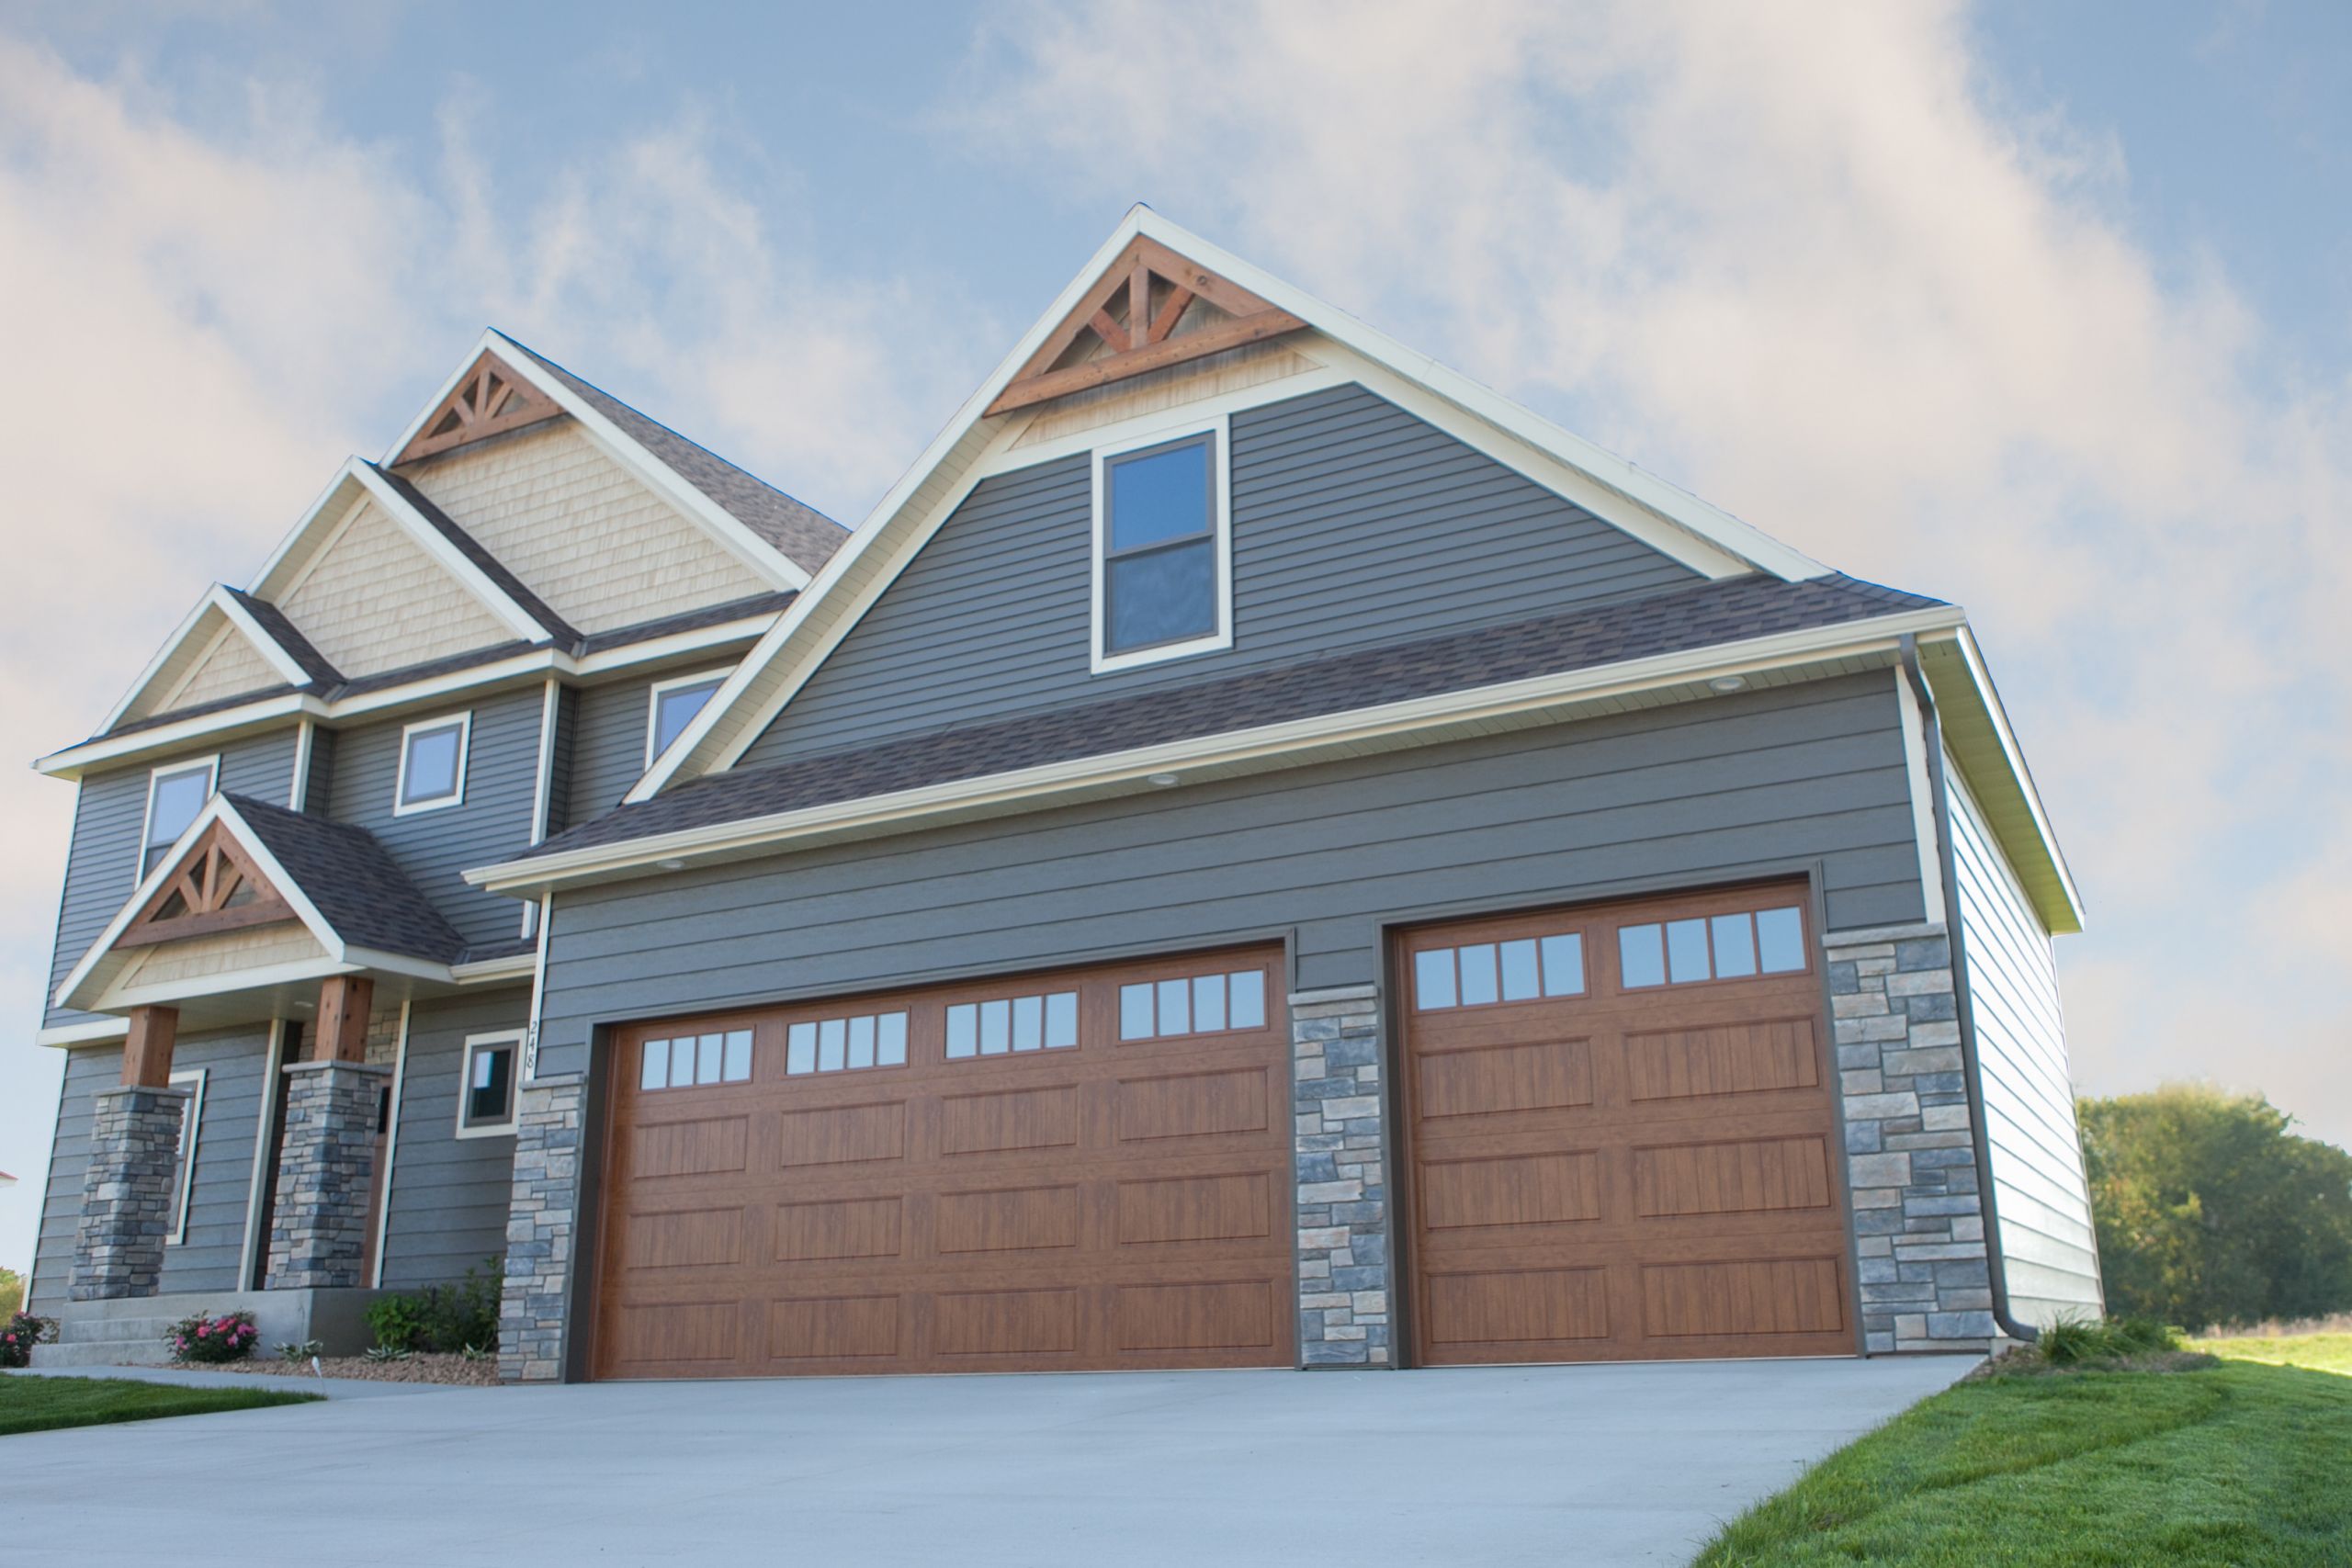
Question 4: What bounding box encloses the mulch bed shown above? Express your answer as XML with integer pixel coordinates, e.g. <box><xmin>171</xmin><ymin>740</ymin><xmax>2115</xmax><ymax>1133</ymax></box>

<box><xmin>194</xmin><ymin>1353</ymin><xmax>503</xmax><ymax>1386</ymax></box>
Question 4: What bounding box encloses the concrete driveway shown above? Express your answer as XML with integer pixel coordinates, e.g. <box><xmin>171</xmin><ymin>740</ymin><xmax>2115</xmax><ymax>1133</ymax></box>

<box><xmin>4</xmin><ymin>1356</ymin><xmax>1969</xmax><ymax>1566</ymax></box>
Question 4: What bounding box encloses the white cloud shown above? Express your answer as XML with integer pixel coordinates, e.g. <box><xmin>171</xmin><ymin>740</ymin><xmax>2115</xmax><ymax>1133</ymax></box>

<box><xmin>970</xmin><ymin>0</ymin><xmax>2352</xmax><ymax>1143</ymax></box>
<box><xmin>0</xmin><ymin>35</ymin><xmax>980</xmax><ymax>1269</ymax></box>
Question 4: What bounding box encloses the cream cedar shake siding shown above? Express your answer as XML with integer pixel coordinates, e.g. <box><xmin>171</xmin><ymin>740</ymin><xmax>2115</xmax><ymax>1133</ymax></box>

<box><xmin>23</xmin><ymin>332</ymin><xmax>844</xmax><ymax>1323</ymax></box>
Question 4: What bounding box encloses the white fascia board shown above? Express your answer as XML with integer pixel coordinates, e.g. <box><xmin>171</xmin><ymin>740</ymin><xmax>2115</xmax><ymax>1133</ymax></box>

<box><xmin>245</xmin><ymin>463</ymin><xmax>377</xmax><ymax>600</ymax></box>
<box><xmin>36</xmin><ymin>612</ymin><xmax>780</xmax><ymax>782</ymax></box>
<box><xmin>1938</xmin><ymin>626</ymin><xmax>2086</xmax><ymax>929</ymax></box>
<box><xmin>451</xmin><ymin>951</ymin><xmax>537</xmax><ymax>985</ymax></box>
<box><xmin>482</xmin><ymin>330</ymin><xmax>808</xmax><ymax>592</ymax></box>
<box><xmin>489</xmin><ymin>603</ymin><xmax>1965</xmax><ymax>895</ymax></box>
<box><xmin>52</xmin><ymin>796</ymin><xmax>345</xmax><ymax>1010</ymax></box>
<box><xmin>348</xmin><ymin>460</ymin><xmax>553</xmax><ymax>645</ymax></box>
<box><xmin>35</xmin><ymin>1018</ymin><xmax>130</xmax><ymax>1049</ymax></box>
<box><xmin>96</xmin><ymin>586</ymin><xmax>314</xmax><ymax>738</ymax></box>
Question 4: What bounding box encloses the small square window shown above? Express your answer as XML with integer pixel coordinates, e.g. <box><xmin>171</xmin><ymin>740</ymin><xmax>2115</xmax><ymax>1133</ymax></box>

<box><xmin>141</xmin><ymin>761</ymin><xmax>217</xmax><ymax>877</ymax></box>
<box><xmin>396</xmin><ymin>713</ymin><xmax>470</xmax><ymax>815</ymax></box>
<box><xmin>647</xmin><ymin>671</ymin><xmax>727</xmax><ymax>765</ymax></box>
<box><xmin>1757</xmin><ymin>907</ymin><xmax>1808</xmax><ymax>973</ymax></box>
<box><xmin>457</xmin><ymin>1036</ymin><xmax>518</xmax><ymax>1136</ymax></box>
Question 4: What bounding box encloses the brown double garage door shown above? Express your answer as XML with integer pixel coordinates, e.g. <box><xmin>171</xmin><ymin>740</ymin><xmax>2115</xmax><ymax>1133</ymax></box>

<box><xmin>592</xmin><ymin>945</ymin><xmax>1296</xmax><ymax>1378</ymax></box>
<box><xmin>592</xmin><ymin>880</ymin><xmax>1853</xmax><ymax>1378</ymax></box>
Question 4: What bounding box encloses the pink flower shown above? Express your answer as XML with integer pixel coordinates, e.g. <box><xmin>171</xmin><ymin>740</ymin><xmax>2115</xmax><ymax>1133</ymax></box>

<box><xmin>197</xmin><ymin>1325</ymin><xmax>209</xmax><ymax>1337</ymax></box>
<box><xmin>4</xmin><ymin>1334</ymin><xmax>15</xmax><ymax>1345</ymax></box>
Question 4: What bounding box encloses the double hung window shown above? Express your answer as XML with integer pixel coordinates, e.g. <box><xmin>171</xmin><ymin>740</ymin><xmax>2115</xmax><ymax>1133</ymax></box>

<box><xmin>1092</xmin><ymin>423</ymin><xmax>1230</xmax><ymax>671</ymax></box>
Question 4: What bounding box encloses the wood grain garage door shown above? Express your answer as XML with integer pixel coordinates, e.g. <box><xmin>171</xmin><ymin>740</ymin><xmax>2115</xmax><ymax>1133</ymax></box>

<box><xmin>591</xmin><ymin>945</ymin><xmax>1294</xmax><ymax>1379</ymax></box>
<box><xmin>1398</xmin><ymin>881</ymin><xmax>1854</xmax><ymax>1364</ymax></box>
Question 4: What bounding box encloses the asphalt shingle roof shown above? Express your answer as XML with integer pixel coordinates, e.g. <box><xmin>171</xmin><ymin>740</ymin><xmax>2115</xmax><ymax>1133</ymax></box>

<box><xmin>371</xmin><ymin>467</ymin><xmax>582</xmax><ymax>645</ymax></box>
<box><xmin>506</xmin><ymin>340</ymin><xmax>853</xmax><ymax>578</ymax></box>
<box><xmin>521</xmin><ymin>572</ymin><xmax>1943</xmax><ymax>860</ymax></box>
<box><xmin>228</xmin><ymin>795</ymin><xmax>467</xmax><ymax>964</ymax></box>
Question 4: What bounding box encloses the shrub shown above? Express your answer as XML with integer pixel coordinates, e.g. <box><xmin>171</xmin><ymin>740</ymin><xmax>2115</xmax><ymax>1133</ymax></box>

<box><xmin>276</xmin><ymin>1339</ymin><xmax>322</xmax><ymax>1363</ymax></box>
<box><xmin>366</xmin><ymin>1256</ymin><xmax>503</xmax><ymax>1354</ymax></box>
<box><xmin>0</xmin><ymin>1266</ymin><xmax>24</xmax><ymax>1322</ymax></box>
<box><xmin>167</xmin><ymin>1310</ymin><xmax>260</xmax><ymax>1364</ymax></box>
<box><xmin>2031</xmin><ymin>1314</ymin><xmax>2189</xmax><ymax>1368</ymax></box>
<box><xmin>2</xmin><ymin>1310</ymin><xmax>55</xmax><ymax>1369</ymax></box>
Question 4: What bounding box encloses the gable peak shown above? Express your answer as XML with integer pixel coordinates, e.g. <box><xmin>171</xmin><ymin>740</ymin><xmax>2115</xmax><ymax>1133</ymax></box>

<box><xmin>986</xmin><ymin>235</ymin><xmax>1306</xmax><ymax>416</ymax></box>
<box><xmin>394</xmin><ymin>348</ymin><xmax>564</xmax><ymax>465</ymax></box>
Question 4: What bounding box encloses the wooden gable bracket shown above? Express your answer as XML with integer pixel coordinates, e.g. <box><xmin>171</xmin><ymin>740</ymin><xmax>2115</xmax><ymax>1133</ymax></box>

<box><xmin>393</xmin><ymin>349</ymin><xmax>565</xmax><ymax>465</ymax></box>
<box><xmin>985</xmin><ymin>237</ymin><xmax>1308</xmax><ymax>417</ymax></box>
<box><xmin>115</xmin><ymin>821</ymin><xmax>298</xmax><ymax>951</ymax></box>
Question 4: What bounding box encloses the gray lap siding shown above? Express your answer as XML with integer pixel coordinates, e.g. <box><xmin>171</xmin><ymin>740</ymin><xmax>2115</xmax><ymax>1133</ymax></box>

<box><xmin>28</xmin><ymin>1028</ymin><xmax>272</xmax><ymax>1312</ymax></box>
<box><xmin>43</xmin><ymin>730</ymin><xmax>300</xmax><ymax>1032</ymax></box>
<box><xmin>377</xmin><ymin>990</ymin><xmax>528</xmax><ymax>1290</ymax></box>
<box><xmin>537</xmin><ymin>671</ymin><xmax>1923</xmax><ymax>1073</ymax></box>
<box><xmin>739</xmin><ymin>383</ymin><xmax>1702</xmax><ymax>770</ymax></box>
<box><xmin>324</xmin><ymin>686</ymin><xmax>545</xmax><ymax>950</ymax></box>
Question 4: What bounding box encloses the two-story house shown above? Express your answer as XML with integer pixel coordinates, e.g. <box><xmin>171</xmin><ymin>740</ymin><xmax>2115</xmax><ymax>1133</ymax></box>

<box><xmin>28</xmin><ymin>210</ymin><xmax>2101</xmax><ymax>1381</ymax></box>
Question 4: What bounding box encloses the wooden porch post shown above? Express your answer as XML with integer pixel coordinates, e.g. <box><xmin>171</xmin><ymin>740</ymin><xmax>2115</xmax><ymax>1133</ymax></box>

<box><xmin>313</xmin><ymin>975</ymin><xmax>375</xmax><ymax>1063</ymax></box>
<box><xmin>120</xmin><ymin>1004</ymin><xmax>180</xmax><ymax>1087</ymax></box>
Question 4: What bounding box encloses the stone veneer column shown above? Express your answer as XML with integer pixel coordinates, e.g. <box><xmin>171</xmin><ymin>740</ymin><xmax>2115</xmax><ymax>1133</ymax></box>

<box><xmin>265</xmin><ymin>1061</ymin><xmax>390</xmax><ymax>1290</ymax></box>
<box><xmin>499</xmin><ymin>1073</ymin><xmax>585</xmax><ymax>1382</ymax></box>
<box><xmin>1290</xmin><ymin>985</ymin><xmax>1394</xmax><ymax>1366</ymax></box>
<box><xmin>1825</xmin><ymin>922</ymin><xmax>1998</xmax><ymax>1353</ymax></box>
<box><xmin>69</xmin><ymin>1084</ymin><xmax>191</xmax><ymax>1301</ymax></box>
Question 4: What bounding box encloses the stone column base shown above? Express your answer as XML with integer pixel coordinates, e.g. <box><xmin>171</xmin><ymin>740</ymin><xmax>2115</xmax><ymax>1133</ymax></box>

<box><xmin>265</xmin><ymin>1061</ymin><xmax>390</xmax><ymax>1291</ymax></box>
<box><xmin>1291</xmin><ymin>985</ymin><xmax>1393</xmax><ymax>1366</ymax></box>
<box><xmin>1826</xmin><ymin>922</ymin><xmax>1996</xmax><ymax>1353</ymax></box>
<box><xmin>70</xmin><ymin>1084</ymin><xmax>191</xmax><ymax>1302</ymax></box>
<box><xmin>500</xmin><ymin>1073</ymin><xmax>585</xmax><ymax>1383</ymax></box>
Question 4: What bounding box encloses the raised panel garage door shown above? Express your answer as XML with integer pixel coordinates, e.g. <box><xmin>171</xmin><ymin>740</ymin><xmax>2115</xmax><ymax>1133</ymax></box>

<box><xmin>591</xmin><ymin>945</ymin><xmax>1294</xmax><ymax>1378</ymax></box>
<box><xmin>1398</xmin><ymin>881</ymin><xmax>1855</xmax><ymax>1364</ymax></box>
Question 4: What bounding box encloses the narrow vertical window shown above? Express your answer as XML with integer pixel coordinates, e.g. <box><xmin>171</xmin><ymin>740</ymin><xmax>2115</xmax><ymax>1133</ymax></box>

<box><xmin>1094</xmin><ymin>426</ymin><xmax>1230</xmax><ymax>670</ymax></box>
<box><xmin>647</xmin><ymin>671</ymin><xmax>728</xmax><ymax>765</ymax></box>
<box><xmin>141</xmin><ymin>760</ymin><xmax>217</xmax><ymax>876</ymax></box>
<box><xmin>456</xmin><ymin>1034</ymin><xmax>519</xmax><ymax>1136</ymax></box>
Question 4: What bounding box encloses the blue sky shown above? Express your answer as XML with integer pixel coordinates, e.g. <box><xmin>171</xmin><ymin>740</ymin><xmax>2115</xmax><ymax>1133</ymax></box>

<box><xmin>0</xmin><ymin>1</ymin><xmax>2346</xmax><ymax>1274</ymax></box>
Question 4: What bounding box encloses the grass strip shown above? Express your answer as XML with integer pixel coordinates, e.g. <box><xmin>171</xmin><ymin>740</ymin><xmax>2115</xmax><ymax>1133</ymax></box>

<box><xmin>0</xmin><ymin>1374</ymin><xmax>322</xmax><ymax>1437</ymax></box>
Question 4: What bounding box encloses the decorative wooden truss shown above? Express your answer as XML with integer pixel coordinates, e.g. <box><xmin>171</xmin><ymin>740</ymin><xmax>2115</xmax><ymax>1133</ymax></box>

<box><xmin>393</xmin><ymin>350</ymin><xmax>564</xmax><ymax>464</ymax></box>
<box><xmin>116</xmin><ymin>822</ymin><xmax>296</xmax><ymax>950</ymax></box>
<box><xmin>986</xmin><ymin>238</ymin><xmax>1307</xmax><ymax>416</ymax></box>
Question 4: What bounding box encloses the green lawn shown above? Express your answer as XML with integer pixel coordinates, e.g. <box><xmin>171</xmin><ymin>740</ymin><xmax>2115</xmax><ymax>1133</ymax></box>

<box><xmin>0</xmin><ymin>1374</ymin><xmax>321</xmax><ymax>1437</ymax></box>
<box><xmin>2192</xmin><ymin>1331</ymin><xmax>2352</xmax><ymax>1377</ymax></box>
<box><xmin>1695</xmin><ymin>1340</ymin><xmax>2352</xmax><ymax>1565</ymax></box>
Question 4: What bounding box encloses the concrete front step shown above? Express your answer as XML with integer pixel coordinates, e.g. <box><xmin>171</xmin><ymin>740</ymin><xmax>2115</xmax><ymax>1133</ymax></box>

<box><xmin>31</xmin><ymin>1339</ymin><xmax>176</xmax><ymax>1369</ymax></box>
<box><xmin>28</xmin><ymin>1287</ymin><xmax>391</xmax><ymax>1367</ymax></box>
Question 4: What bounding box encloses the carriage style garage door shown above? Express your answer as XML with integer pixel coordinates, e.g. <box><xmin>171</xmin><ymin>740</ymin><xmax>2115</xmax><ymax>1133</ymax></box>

<box><xmin>592</xmin><ymin>945</ymin><xmax>1295</xmax><ymax>1379</ymax></box>
<box><xmin>1397</xmin><ymin>880</ymin><xmax>1855</xmax><ymax>1365</ymax></box>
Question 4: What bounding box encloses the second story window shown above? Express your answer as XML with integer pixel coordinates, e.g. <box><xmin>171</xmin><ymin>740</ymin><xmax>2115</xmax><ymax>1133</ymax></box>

<box><xmin>141</xmin><ymin>758</ymin><xmax>217</xmax><ymax>876</ymax></box>
<box><xmin>1092</xmin><ymin>423</ymin><xmax>1231</xmax><ymax>672</ymax></box>
<box><xmin>646</xmin><ymin>670</ymin><xmax>728</xmax><ymax>766</ymax></box>
<box><xmin>395</xmin><ymin>711</ymin><xmax>471</xmax><ymax>817</ymax></box>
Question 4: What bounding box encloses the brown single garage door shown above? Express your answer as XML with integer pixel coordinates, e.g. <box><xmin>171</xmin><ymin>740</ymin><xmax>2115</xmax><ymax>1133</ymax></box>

<box><xmin>1397</xmin><ymin>880</ymin><xmax>1854</xmax><ymax>1364</ymax></box>
<box><xmin>591</xmin><ymin>945</ymin><xmax>1295</xmax><ymax>1378</ymax></box>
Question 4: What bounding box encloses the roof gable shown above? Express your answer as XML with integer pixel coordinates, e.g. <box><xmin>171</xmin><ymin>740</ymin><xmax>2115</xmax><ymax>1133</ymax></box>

<box><xmin>54</xmin><ymin>794</ymin><xmax>464</xmax><ymax>1014</ymax></box>
<box><xmin>105</xmin><ymin>585</ymin><xmax>330</xmax><ymax>732</ymax></box>
<box><xmin>631</xmin><ymin>209</ymin><xmax>1831</xmax><ymax>804</ymax></box>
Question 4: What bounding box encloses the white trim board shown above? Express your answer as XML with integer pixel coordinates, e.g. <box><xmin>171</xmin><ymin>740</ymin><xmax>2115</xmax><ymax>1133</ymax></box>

<box><xmin>99</xmin><ymin>586</ymin><xmax>319</xmax><ymax>737</ymax></box>
<box><xmin>40</xmin><ymin>605</ymin><xmax>786</xmax><ymax>782</ymax></box>
<box><xmin>164</xmin><ymin>1067</ymin><xmax>207</xmax><ymax>1247</ymax></box>
<box><xmin>369</xmin><ymin>1000</ymin><xmax>413</xmax><ymax>1285</ymax></box>
<box><xmin>481</xmin><ymin>604</ymin><xmax>1966</xmax><ymax>896</ymax></box>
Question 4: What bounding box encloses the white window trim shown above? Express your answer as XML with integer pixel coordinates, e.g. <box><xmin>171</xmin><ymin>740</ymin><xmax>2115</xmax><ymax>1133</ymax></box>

<box><xmin>138</xmin><ymin>755</ymin><xmax>220</xmax><ymax>878</ymax></box>
<box><xmin>393</xmin><ymin>710</ymin><xmax>472</xmax><ymax>818</ymax></box>
<box><xmin>453</xmin><ymin>1030</ymin><xmax>523</xmax><ymax>1140</ymax></box>
<box><xmin>1090</xmin><ymin>414</ymin><xmax>1235</xmax><ymax>675</ymax></box>
<box><xmin>645</xmin><ymin>668</ymin><xmax>733</xmax><ymax>770</ymax></box>
<box><xmin>165</xmin><ymin>1067</ymin><xmax>207</xmax><ymax>1246</ymax></box>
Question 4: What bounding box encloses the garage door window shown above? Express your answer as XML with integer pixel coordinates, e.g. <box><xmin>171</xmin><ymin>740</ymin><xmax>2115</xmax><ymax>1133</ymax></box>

<box><xmin>640</xmin><ymin>1029</ymin><xmax>754</xmax><ymax>1090</ymax></box>
<box><xmin>786</xmin><ymin>1012</ymin><xmax>909</xmax><ymax>1076</ymax></box>
<box><xmin>946</xmin><ymin>992</ymin><xmax>1079</xmax><ymax>1058</ymax></box>
<box><xmin>1118</xmin><ymin>969</ymin><xmax>1266</xmax><ymax>1040</ymax></box>
<box><xmin>1618</xmin><ymin>905</ymin><xmax>1807</xmax><ymax>989</ymax></box>
<box><xmin>1412</xmin><ymin>932</ymin><xmax>1585</xmax><ymax>1011</ymax></box>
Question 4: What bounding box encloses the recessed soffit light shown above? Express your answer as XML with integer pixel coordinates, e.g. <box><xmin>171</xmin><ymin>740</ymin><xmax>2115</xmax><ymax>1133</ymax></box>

<box><xmin>1708</xmin><ymin>675</ymin><xmax>1748</xmax><ymax>693</ymax></box>
<box><xmin>1146</xmin><ymin>773</ymin><xmax>1181</xmax><ymax>787</ymax></box>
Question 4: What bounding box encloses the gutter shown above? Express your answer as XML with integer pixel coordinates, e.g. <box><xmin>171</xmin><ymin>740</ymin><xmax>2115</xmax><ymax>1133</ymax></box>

<box><xmin>1900</xmin><ymin>634</ymin><xmax>2038</xmax><ymax>1345</ymax></box>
